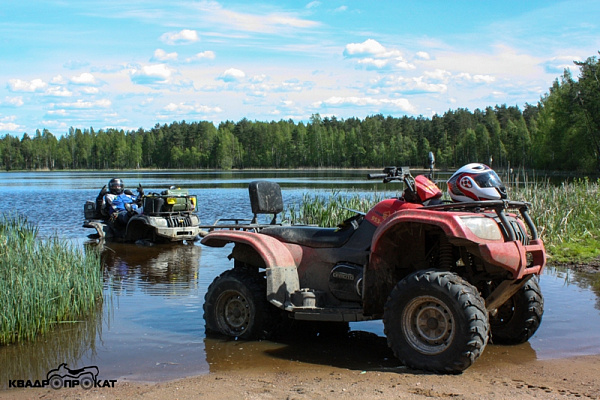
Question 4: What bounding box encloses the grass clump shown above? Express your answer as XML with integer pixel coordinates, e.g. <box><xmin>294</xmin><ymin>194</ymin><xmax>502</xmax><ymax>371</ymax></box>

<box><xmin>0</xmin><ymin>214</ymin><xmax>103</xmax><ymax>345</ymax></box>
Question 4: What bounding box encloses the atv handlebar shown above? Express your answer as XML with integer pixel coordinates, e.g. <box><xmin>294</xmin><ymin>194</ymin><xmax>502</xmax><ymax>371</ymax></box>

<box><xmin>367</xmin><ymin>173</ymin><xmax>388</xmax><ymax>180</ymax></box>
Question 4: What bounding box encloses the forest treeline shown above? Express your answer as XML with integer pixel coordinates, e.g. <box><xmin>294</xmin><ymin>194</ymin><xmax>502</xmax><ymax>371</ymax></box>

<box><xmin>2</xmin><ymin>54</ymin><xmax>599</xmax><ymax>172</ymax></box>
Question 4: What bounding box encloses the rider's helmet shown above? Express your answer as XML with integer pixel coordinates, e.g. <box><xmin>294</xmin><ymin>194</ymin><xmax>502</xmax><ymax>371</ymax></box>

<box><xmin>447</xmin><ymin>163</ymin><xmax>507</xmax><ymax>202</ymax></box>
<box><xmin>108</xmin><ymin>178</ymin><xmax>124</xmax><ymax>195</ymax></box>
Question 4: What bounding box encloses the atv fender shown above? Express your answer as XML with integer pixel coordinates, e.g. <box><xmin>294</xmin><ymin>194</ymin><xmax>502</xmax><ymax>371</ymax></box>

<box><xmin>371</xmin><ymin>209</ymin><xmax>545</xmax><ymax>277</ymax></box>
<box><xmin>201</xmin><ymin>231</ymin><xmax>300</xmax><ymax>309</ymax></box>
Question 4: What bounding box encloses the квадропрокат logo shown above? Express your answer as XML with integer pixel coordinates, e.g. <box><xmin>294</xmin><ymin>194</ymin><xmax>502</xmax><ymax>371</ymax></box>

<box><xmin>8</xmin><ymin>363</ymin><xmax>117</xmax><ymax>390</ymax></box>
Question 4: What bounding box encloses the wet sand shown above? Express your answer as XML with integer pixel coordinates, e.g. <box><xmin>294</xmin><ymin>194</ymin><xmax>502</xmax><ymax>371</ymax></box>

<box><xmin>3</xmin><ymin>353</ymin><xmax>599</xmax><ymax>400</ymax></box>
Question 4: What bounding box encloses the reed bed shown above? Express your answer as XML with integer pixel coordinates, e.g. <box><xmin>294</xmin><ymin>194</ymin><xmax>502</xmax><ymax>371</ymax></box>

<box><xmin>0</xmin><ymin>214</ymin><xmax>103</xmax><ymax>345</ymax></box>
<box><xmin>512</xmin><ymin>178</ymin><xmax>600</xmax><ymax>262</ymax></box>
<box><xmin>287</xmin><ymin>191</ymin><xmax>382</xmax><ymax>227</ymax></box>
<box><xmin>288</xmin><ymin>179</ymin><xmax>600</xmax><ymax>263</ymax></box>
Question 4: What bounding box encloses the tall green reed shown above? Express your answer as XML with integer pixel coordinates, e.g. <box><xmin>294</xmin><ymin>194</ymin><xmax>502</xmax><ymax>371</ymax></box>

<box><xmin>512</xmin><ymin>178</ymin><xmax>600</xmax><ymax>262</ymax></box>
<box><xmin>0</xmin><ymin>214</ymin><xmax>103</xmax><ymax>345</ymax></box>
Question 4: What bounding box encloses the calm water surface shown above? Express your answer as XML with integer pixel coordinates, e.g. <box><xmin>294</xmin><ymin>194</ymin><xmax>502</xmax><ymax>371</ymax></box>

<box><xmin>1</xmin><ymin>170</ymin><xmax>600</xmax><ymax>385</ymax></box>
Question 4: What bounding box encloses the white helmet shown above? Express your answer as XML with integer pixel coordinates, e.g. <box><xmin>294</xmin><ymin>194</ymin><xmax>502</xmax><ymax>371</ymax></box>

<box><xmin>447</xmin><ymin>163</ymin><xmax>507</xmax><ymax>202</ymax></box>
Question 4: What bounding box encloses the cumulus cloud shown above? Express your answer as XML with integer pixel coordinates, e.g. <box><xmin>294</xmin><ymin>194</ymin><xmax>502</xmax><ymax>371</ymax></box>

<box><xmin>343</xmin><ymin>39</ymin><xmax>414</xmax><ymax>70</ymax></box>
<box><xmin>130</xmin><ymin>64</ymin><xmax>174</xmax><ymax>85</ymax></box>
<box><xmin>185</xmin><ymin>51</ymin><xmax>216</xmax><ymax>62</ymax></box>
<box><xmin>8</xmin><ymin>78</ymin><xmax>47</xmax><ymax>92</ymax></box>
<box><xmin>160</xmin><ymin>29</ymin><xmax>199</xmax><ymax>45</ymax></box>
<box><xmin>70</xmin><ymin>72</ymin><xmax>96</xmax><ymax>85</ymax></box>
<box><xmin>45</xmin><ymin>86</ymin><xmax>73</xmax><ymax>97</ymax></box>
<box><xmin>152</xmin><ymin>49</ymin><xmax>178</xmax><ymax>61</ymax></box>
<box><xmin>218</xmin><ymin>68</ymin><xmax>246</xmax><ymax>82</ymax></box>
<box><xmin>416</xmin><ymin>51</ymin><xmax>431</xmax><ymax>60</ymax></box>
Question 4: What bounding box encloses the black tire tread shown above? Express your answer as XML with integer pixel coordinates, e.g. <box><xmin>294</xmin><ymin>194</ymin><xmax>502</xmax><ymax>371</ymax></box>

<box><xmin>490</xmin><ymin>278</ymin><xmax>544</xmax><ymax>345</ymax></box>
<box><xmin>383</xmin><ymin>269</ymin><xmax>489</xmax><ymax>374</ymax></box>
<box><xmin>203</xmin><ymin>268</ymin><xmax>280</xmax><ymax>340</ymax></box>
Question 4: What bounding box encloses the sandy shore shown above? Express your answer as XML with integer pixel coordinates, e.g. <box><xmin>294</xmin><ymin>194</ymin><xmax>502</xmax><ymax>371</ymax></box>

<box><xmin>2</xmin><ymin>353</ymin><xmax>599</xmax><ymax>400</ymax></box>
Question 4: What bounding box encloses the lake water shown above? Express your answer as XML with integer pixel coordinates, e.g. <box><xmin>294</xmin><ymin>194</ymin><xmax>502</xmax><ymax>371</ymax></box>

<box><xmin>1</xmin><ymin>170</ymin><xmax>600</xmax><ymax>385</ymax></box>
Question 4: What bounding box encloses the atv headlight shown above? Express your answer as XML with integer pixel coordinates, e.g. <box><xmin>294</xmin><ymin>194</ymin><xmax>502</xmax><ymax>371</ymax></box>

<box><xmin>460</xmin><ymin>216</ymin><xmax>503</xmax><ymax>240</ymax></box>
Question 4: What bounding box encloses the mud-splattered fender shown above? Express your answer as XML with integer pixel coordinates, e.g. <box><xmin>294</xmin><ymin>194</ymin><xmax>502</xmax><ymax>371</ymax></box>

<box><xmin>201</xmin><ymin>231</ymin><xmax>300</xmax><ymax>309</ymax></box>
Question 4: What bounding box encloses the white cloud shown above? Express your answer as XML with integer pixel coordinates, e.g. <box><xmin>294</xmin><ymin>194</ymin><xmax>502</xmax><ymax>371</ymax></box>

<box><xmin>160</xmin><ymin>29</ymin><xmax>199</xmax><ymax>45</ymax></box>
<box><xmin>5</xmin><ymin>96</ymin><xmax>24</xmax><ymax>107</ymax></box>
<box><xmin>185</xmin><ymin>51</ymin><xmax>216</xmax><ymax>62</ymax></box>
<box><xmin>0</xmin><ymin>116</ymin><xmax>21</xmax><ymax>131</ymax></box>
<box><xmin>306</xmin><ymin>1</ymin><xmax>320</xmax><ymax>9</ymax></box>
<box><xmin>45</xmin><ymin>86</ymin><xmax>73</xmax><ymax>97</ymax></box>
<box><xmin>416</xmin><ymin>51</ymin><xmax>431</xmax><ymax>60</ymax></box>
<box><xmin>152</xmin><ymin>49</ymin><xmax>178</xmax><ymax>61</ymax></box>
<box><xmin>8</xmin><ymin>78</ymin><xmax>47</xmax><ymax>92</ymax></box>
<box><xmin>51</xmin><ymin>75</ymin><xmax>67</xmax><ymax>84</ymax></box>
<box><xmin>195</xmin><ymin>2</ymin><xmax>319</xmax><ymax>33</ymax></box>
<box><xmin>54</xmin><ymin>99</ymin><xmax>112</xmax><ymax>109</ymax></box>
<box><xmin>344</xmin><ymin>39</ymin><xmax>413</xmax><ymax>70</ymax></box>
<box><xmin>70</xmin><ymin>73</ymin><xmax>96</xmax><ymax>85</ymax></box>
<box><xmin>82</xmin><ymin>87</ymin><xmax>100</xmax><ymax>94</ymax></box>
<box><xmin>218</xmin><ymin>68</ymin><xmax>246</xmax><ymax>82</ymax></box>
<box><xmin>314</xmin><ymin>96</ymin><xmax>416</xmax><ymax>113</ymax></box>
<box><xmin>543</xmin><ymin>55</ymin><xmax>582</xmax><ymax>74</ymax></box>
<box><xmin>130</xmin><ymin>64</ymin><xmax>174</xmax><ymax>85</ymax></box>
<box><xmin>163</xmin><ymin>102</ymin><xmax>223</xmax><ymax>114</ymax></box>
<box><xmin>344</xmin><ymin>39</ymin><xmax>387</xmax><ymax>57</ymax></box>
<box><xmin>0</xmin><ymin>121</ymin><xmax>21</xmax><ymax>131</ymax></box>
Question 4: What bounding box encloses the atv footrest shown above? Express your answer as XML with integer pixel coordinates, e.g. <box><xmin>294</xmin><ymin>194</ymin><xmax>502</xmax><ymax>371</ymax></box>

<box><xmin>289</xmin><ymin>308</ymin><xmax>368</xmax><ymax>322</ymax></box>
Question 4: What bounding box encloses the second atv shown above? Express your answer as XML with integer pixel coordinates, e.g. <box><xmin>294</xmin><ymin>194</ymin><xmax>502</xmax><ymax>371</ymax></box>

<box><xmin>83</xmin><ymin>186</ymin><xmax>202</xmax><ymax>243</ymax></box>
<box><xmin>201</xmin><ymin>167</ymin><xmax>546</xmax><ymax>373</ymax></box>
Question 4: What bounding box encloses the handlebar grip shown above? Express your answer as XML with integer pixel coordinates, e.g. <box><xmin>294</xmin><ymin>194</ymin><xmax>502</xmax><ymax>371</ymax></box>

<box><xmin>368</xmin><ymin>173</ymin><xmax>388</xmax><ymax>179</ymax></box>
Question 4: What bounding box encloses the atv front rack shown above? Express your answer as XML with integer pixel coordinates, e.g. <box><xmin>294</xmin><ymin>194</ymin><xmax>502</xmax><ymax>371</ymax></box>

<box><xmin>423</xmin><ymin>200</ymin><xmax>539</xmax><ymax>241</ymax></box>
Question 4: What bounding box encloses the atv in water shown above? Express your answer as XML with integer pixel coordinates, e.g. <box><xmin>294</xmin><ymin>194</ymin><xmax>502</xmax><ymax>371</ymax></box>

<box><xmin>83</xmin><ymin>186</ymin><xmax>202</xmax><ymax>243</ymax></box>
<box><xmin>200</xmin><ymin>168</ymin><xmax>546</xmax><ymax>373</ymax></box>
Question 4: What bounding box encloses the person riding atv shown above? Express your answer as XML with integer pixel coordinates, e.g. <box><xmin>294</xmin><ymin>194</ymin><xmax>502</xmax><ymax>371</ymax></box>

<box><xmin>98</xmin><ymin>178</ymin><xmax>143</xmax><ymax>226</ymax></box>
<box><xmin>84</xmin><ymin>181</ymin><xmax>201</xmax><ymax>243</ymax></box>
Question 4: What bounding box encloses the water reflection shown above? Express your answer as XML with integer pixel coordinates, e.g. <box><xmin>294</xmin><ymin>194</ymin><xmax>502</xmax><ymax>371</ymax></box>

<box><xmin>91</xmin><ymin>241</ymin><xmax>201</xmax><ymax>296</ymax></box>
<box><xmin>0</xmin><ymin>302</ymin><xmax>103</xmax><ymax>389</ymax></box>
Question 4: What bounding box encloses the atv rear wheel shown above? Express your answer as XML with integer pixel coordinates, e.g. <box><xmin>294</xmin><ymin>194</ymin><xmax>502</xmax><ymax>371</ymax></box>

<box><xmin>204</xmin><ymin>268</ymin><xmax>279</xmax><ymax>340</ymax></box>
<box><xmin>490</xmin><ymin>278</ymin><xmax>543</xmax><ymax>344</ymax></box>
<box><xmin>383</xmin><ymin>269</ymin><xmax>489</xmax><ymax>373</ymax></box>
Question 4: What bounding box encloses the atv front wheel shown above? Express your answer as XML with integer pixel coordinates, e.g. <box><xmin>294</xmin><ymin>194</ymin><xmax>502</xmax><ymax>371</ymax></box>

<box><xmin>490</xmin><ymin>278</ymin><xmax>543</xmax><ymax>344</ymax></box>
<box><xmin>204</xmin><ymin>269</ymin><xmax>279</xmax><ymax>340</ymax></box>
<box><xmin>383</xmin><ymin>269</ymin><xmax>489</xmax><ymax>373</ymax></box>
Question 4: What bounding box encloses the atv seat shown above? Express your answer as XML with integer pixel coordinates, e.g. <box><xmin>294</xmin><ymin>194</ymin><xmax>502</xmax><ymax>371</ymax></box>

<box><xmin>260</xmin><ymin>225</ymin><xmax>355</xmax><ymax>248</ymax></box>
<box><xmin>249</xmin><ymin>180</ymin><xmax>284</xmax><ymax>224</ymax></box>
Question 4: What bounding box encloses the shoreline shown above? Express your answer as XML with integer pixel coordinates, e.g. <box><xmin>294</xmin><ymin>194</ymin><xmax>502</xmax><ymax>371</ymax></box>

<box><xmin>2</xmin><ymin>353</ymin><xmax>599</xmax><ymax>399</ymax></box>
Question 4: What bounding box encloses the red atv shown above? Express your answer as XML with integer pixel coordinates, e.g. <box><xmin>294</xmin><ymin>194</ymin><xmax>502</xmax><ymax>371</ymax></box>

<box><xmin>201</xmin><ymin>167</ymin><xmax>546</xmax><ymax>373</ymax></box>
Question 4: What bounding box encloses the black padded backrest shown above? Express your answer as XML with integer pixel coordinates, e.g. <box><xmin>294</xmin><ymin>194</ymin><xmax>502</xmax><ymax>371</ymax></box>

<box><xmin>248</xmin><ymin>181</ymin><xmax>283</xmax><ymax>216</ymax></box>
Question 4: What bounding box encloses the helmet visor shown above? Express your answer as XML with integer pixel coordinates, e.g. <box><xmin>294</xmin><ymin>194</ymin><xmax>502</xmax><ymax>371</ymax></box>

<box><xmin>472</xmin><ymin>170</ymin><xmax>503</xmax><ymax>188</ymax></box>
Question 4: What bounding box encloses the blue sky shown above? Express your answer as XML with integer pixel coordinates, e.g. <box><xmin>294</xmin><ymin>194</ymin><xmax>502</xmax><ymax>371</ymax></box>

<box><xmin>1</xmin><ymin>0</ymin><xmax>599</xmax><ymax>136</ymax></box>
